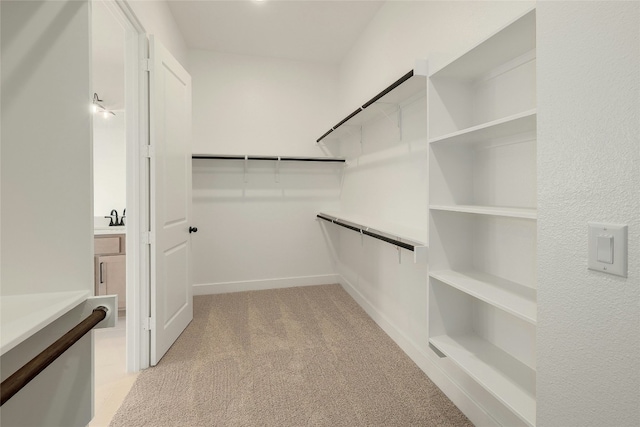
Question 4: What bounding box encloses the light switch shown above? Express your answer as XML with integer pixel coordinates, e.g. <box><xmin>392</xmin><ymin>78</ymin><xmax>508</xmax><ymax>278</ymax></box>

<box><xmin>596</xmin><ymin>234</ymin><xmax>613</xmax><ymax>264</ymax></box>
<box><xmin>588</xmin><ymin>223</ymin><xmax>628</xmax><ymax>277</ymax></box>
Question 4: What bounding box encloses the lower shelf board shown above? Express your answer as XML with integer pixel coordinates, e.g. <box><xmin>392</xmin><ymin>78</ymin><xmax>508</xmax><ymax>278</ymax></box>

<box><xmin>429</xmin><ymin>334</ymin><xmax>536</xmax><ymax>427</ymax></box>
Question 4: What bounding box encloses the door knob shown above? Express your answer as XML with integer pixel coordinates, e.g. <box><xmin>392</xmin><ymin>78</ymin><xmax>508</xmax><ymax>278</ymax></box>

<box><xmin>189</xmin><ymin>226</ymin><xmax>198</xmax><ymax>233</ymax></box>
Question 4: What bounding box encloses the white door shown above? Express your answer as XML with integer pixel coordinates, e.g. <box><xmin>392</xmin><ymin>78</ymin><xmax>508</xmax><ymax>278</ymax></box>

<box><xmin>149</xmin><ymin>36</ymin><xmax>193</xmax><ymax>365</ymax></box>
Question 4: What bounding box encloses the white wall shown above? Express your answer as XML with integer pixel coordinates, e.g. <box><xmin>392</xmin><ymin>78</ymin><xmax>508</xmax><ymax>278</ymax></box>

<box><xmin>93</xmin><ymin>113</ymin><xmax>127</xmax><ymax>219</ymax></box>
<box><xmin>1</xmin><ymin>1</ymin><xmax>94</xmax><ymax>425</ymax></box>
<box><xmin>126</xmin><ymin>0</ymin><xmax>188</xmax><ymax>69</ymax></box>
<box><xmin>1</xmin><ymin>0</ymin><xmax>94</xmax><ymax>296</ymax></box>
<box><xmin>537</xmin><ymin>2</ymin><xmax>640</xmax><ymax>426</ymax></box>
<box><xmin>189</xmin><ymin>50</ymin><xmax>342</xmax><ymax>293</ymax></box>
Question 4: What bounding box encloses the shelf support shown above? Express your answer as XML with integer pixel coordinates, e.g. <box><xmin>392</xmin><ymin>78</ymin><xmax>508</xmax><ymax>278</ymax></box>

<box><xmin>398</xmin><ymin>105</ymin><xmax>403</xmax><ymax>141</ymax></box>
<box><xmin>275</xmin><ymin>156</ymin><xmax>281</xmax><ymax>183</ymax></box>
<box><xmin>373</xmin><ymin>102</ymin><xmax>402</xmax><ymax>140</ymax></box>
<box><xmin>244</xmin><ymin>155</ymin><xmax>248</xmax><ymax>183</ymax></box>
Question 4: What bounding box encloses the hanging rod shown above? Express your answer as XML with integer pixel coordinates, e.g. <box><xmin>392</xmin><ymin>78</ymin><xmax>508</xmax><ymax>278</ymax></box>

<box><xmin>317</xmin><ymin>213</ymin><xmax>415</xmax><ymax>251</ymax></box>
<box><xmin>1</xmin><ymin>306</ymin><xmax>109</xmax><ymax>406</ymax></box>
<box><xmin>192</xmin><ymin>155</ymin><xmax>345</xmax><ymax>163</ymax></box>
<box><xmin>317</xmin><ymin>69</ymin><xmax>415</xmax><ymax>143</ymax></box>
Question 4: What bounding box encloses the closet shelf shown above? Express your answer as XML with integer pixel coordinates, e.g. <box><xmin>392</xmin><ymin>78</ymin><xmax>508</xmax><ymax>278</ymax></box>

<box><xmin>430</xmin><ymin>270</ymin><xmax>536</xmax><ymax>324</ymax></box>
<box><xmin>317</xmin><ymin>60</ymin><xmax>427</xmax><ymax>143</ymax></box>
<box><xmin>428</xmin><ymin>110</ymin><xmax>537</xmax><ymax>146</ymax></box>
<box><xmin>429</xmin><ymin>204</ymin><xmax>537</xmax><ymax>220</ymax></box>
<box><xmin>317</xmin><ymin>212</ymin><xmax>427</xmax><ymax>262</ymax></box>
<box><xmin>192</xmin><ymin>154</ymin><xmax>345</xmax><ymax>163</ymax></box>
<box><xmin>429</xmin><ymin>334</ymin><xmax>536</xmax><ymax>427</ymax></box>
<box><xmin>429</xmin><ymin>9</ymin><xmax>536</xmax><ymax>80</ymax></box>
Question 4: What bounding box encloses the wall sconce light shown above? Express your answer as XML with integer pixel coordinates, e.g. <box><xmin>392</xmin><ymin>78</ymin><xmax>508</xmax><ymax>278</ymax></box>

<box><xmin>92</xmin><ymin>93</ymin><xmax>116</xmax><ymax>117</ymax></box>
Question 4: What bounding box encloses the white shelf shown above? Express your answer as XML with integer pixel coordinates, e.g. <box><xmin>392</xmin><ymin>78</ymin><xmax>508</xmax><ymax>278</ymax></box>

<box><xmin>429</xmin><ymin>204</ymin><xmax>537</xmax><ymax>220</ymax></box>
<box><xmin>430</xmin><ymin>9</ymin><xmax>536</xmax><ymax>80</ymax></box>
<box><xmin>428</xmin><ymin>110</ymin><xmax>537</xmax><ymax>146</ymax></box>
<box><xmin>1</xmin><ymin>290</ymin><xmax>90</xmax><ymax>355</ymax></box>
<box><xmin>430</xmin><ymin>269</ymin><xmax>536</xmax><ymax>324</ymax></box>
<box><xmin>319</xmin><ymin>211</ymin><xmax>427</xmax><ymax>246</ymax></box>
<box><xmin>429</xmin><ymin>334</ymin><xmax>536</xmax><ymax>427</ymax></box>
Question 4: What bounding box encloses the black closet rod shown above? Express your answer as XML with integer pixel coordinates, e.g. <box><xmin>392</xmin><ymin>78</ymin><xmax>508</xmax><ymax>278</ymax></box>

<box><xmin>362</xmin><ymin>70</ymin><xmax>414</xmax><ymax>109</ymax></box>
<box><xmin>192</xmin><ymin>155</ymin><xmax>345</xmax><ymax>163</ymax></box>
<box><xmin>317</xmin><ymin>214</ymin><xmax>415</xmax><ymax>251</ymax></box>
<box><xmin>317</xmin><ymin>69</ymin><xmax>415</xmax><ymax>143</ymax></box>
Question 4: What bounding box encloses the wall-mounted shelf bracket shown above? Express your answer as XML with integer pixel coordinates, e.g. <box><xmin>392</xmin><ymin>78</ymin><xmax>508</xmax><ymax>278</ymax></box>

<box><xmin>244</xmin><ymin>155</ymin><xmax>248</xmax><ymax>183</ymax></box>
<box><xmin>372</xmin><ymin>102</ymin><xmax>403</xmax><ymax>141</ymax></box>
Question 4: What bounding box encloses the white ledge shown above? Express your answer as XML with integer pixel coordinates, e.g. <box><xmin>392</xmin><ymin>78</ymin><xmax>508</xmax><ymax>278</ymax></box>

<box><xmin>1</xmin><ymin>290</ymin><xmax>90</xmax><ymax>355</ymax></box>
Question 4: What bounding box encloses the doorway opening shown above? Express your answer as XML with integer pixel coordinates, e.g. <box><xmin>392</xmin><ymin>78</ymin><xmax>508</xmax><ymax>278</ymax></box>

<box><xmin>90</xmin><ymin>0</ymin><xmax>148</xmax><ymax>422</ymax></box>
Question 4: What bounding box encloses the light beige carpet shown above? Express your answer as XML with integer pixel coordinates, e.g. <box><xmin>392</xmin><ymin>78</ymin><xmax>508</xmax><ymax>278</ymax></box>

<box><xmin>110</xmin><ymin>284</ymin><xmax>473</xmax><ymax>426</ymax></box>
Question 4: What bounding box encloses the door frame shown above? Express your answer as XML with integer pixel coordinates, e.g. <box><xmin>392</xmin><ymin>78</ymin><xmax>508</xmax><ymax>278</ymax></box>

<box><xmin>101</xmin><ymin>0</ymin><xmax>150</xmax><ymax>371</ymax></box>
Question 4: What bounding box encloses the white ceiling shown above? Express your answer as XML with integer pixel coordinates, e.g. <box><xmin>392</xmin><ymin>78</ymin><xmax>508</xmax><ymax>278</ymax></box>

<box><xmin>167</xmin><ymin>0</ymin><xmax>384</xmax><ymax>64</ymax></box>
<box><xmin>91</xmin><ymin>0</ymin><xmax>383</xmax><ymax>110</ymax></box>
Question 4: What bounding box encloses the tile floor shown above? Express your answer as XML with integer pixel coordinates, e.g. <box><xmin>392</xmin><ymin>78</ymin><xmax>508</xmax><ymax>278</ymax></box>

<box><xmin>89</xmin><ymin>314</ymin><xmax>138</xmax><ymax>427</ymax></box>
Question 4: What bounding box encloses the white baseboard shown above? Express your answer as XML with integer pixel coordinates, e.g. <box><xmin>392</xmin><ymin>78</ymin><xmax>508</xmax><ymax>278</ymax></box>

<box><xmin>337</xmin><ymin>274</ymin><xmax>498</xmax><ymax>427</ymax></box>
<box><xmin>193</xmin><ymin>274</ymin><xmax>340</xmax><ymax>296</ymax></box>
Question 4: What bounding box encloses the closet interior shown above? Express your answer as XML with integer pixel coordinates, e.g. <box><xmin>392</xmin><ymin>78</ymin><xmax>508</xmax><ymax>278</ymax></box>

<box><xmin>193</xmin><ymin>7</ymin><xmax>537</xmax><ymax>426</ymax></box>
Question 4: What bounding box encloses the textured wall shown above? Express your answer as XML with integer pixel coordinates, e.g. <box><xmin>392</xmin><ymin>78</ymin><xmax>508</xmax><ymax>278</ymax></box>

<box><xmin>537</xmin><ymin>2</ymin><xmax>640</xmax><ymax>426</ymax></box>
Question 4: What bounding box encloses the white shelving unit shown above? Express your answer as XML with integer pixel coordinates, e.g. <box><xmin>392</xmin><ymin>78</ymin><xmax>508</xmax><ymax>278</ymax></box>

<box><xmin>427</xmin><ymin>8</ymin><xmax>538</xmax><ymax>426</ymax></box>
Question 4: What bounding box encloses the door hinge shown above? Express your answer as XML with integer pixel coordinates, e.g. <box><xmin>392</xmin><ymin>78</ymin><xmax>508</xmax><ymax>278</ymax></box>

<box><xmin>143</xmin><ymin>317</ymin><xmax>153</xmax><ymax>331</ymax></box>
<box><xmin>142</xmin><ymin>145</ymin><xmax>155</xmax><ymax>159</ymax></box>
<box><xmin>141</xmin><ymin>58</ymin><xmax>152</xmax><ymax>72</ymax></box>
<box><xmin>142</xmin><ymin>231</ymin><xmax>155</xmax><ymax>245</ymax></box>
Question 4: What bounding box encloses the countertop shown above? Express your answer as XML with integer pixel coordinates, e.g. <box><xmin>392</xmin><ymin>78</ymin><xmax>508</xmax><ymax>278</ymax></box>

<box><xmin>94</xmin><ymin>226</ymin><xmax>126</xmax><ymax>236</ymax></box>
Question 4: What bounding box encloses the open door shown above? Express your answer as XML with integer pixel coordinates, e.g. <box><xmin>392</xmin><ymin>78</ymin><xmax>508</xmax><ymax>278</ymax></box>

<box><xmin>148</xmin><ymin>36</ymin><xmax>193</xmax><ymax>365</ymax></box>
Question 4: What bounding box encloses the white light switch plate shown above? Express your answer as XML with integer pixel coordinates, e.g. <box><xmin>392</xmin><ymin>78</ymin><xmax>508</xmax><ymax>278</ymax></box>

<box><xmin>588</xmin><ymin>222</ymin><xmax>628</xmax><ymax>277</ymax></box>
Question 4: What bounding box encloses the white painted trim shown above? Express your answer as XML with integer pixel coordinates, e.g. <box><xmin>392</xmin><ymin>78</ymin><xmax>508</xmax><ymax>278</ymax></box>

<box><xmin>337</xmin><ymin>274</ymin><xmax>499</xmax><ymax>427</ymax></box>
<box><xmin>135</xmin><ymin>32</ymin><xmax>151</xmax><ymax>371</ymax></box>
<box><xmin>193</xmin><ymin>274</ymin><xmax>340</xmax><ymax>296</ymax></box>
<box><xmin>99</xmin><ymin>0</ymin><xmax>148</xmax><ymax>372</ymax></box>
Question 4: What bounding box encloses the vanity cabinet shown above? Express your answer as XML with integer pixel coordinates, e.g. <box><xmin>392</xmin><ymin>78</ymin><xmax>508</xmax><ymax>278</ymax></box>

<box><xmin>94</xmin><ymin>234</ymin><xmax>126</xmax><ymax>311</ymax></box>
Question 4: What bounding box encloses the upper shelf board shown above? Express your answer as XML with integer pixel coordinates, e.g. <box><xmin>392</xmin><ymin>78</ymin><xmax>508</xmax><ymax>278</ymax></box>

<box><xmin>317</xmin><ymin>60</ymin><xmax>427</xmax><ymax>143</ymax></box>
<box><xmin>430</xmin><ymin>8</ymin><xmax>535</xmax><ymax>81</ymax></box>
<box><xmin>428</xmin><ymin>109</ymin><xmax>537</xmax><ymax>146</ymax></box>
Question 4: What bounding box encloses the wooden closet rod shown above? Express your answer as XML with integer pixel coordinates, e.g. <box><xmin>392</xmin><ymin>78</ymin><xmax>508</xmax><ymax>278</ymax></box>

<box><xmin>317</xmin><ymin>214</ymin><xmax>415</xmax><ymax>251</ymax></box>
<box><xmin>0</xmin><ymin>306</ymin><xmax>108</xmax><ymax>406</ymax></box>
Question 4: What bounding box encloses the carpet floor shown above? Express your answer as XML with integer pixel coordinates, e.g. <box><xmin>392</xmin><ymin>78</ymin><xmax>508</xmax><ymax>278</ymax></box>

<box><xmin>110</xmin><ymin>284</ymin><xmax>473</xmax><ymax>426</ymax></box>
